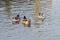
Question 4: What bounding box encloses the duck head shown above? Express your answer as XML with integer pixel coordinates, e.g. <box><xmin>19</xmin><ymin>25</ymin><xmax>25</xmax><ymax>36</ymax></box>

<box><xmin>23</xmin><ymin>16</ymin><xmax>27</xmax><ymax>19</ymax></box>
<box><xmin>17</xmin><ymin>15</ymin><xmax>19</xmax><ymax>17</ymax></box>
<box><xmin>39</xmin><ymin>13</ymin><xmax>41</xmax><ymax>16</ymax></box>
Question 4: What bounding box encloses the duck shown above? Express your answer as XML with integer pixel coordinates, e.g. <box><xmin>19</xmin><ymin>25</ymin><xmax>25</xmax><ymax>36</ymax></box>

<box><xmin>12</xmin><ymin>15</ymin><xmax>20</xmax><ymax>24</ymax></box>
<box><xmin>38</xmin><ymin>13</ymin><xmax>45</xmax><ymax>21</ymax></box>
<box><xmin>22</xmin><ymin>16</ymin><xmax>30</xmax><ymax>27</ymax></box>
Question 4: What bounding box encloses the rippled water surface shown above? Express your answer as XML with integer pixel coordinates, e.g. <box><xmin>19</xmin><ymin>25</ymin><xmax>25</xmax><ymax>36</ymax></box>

<box><xmin>0</xmin><ymin>0</ymin><xmax>60</xmax><ymax>40</ymax></box>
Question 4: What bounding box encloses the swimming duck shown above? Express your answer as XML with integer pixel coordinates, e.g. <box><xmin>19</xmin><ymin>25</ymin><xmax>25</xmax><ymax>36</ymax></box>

<box><xmin>38</xmin><ymin>13</ymin><xmax>45</xmax><ymax>21</ymax></box>
<box><xmin>12</xmin><ymin>15</ymin><xmax>20</xmax><ymax>24</ymax></box>
<box><xmin>22</xmin><ymin>16</ymin><xmax>30</xmax><ymax>27</ymax></box>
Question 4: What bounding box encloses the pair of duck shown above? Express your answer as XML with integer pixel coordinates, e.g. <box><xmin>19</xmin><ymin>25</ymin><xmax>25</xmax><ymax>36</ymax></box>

<box><xmin>12</xmin><ymin>15</ymin><xmax>30</xmax><ymax>27</ymax></box>
<box><xmin>38</xmin><ymin>13</ymin><xmax>45</xmax><ymax>21</ymax></box>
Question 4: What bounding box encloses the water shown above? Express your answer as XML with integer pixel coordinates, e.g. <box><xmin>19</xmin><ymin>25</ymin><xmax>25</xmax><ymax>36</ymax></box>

<box><xmin>0</xmin><ymin>0</ymin><xmax>60</xmax><ymax>40</ymax></box>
